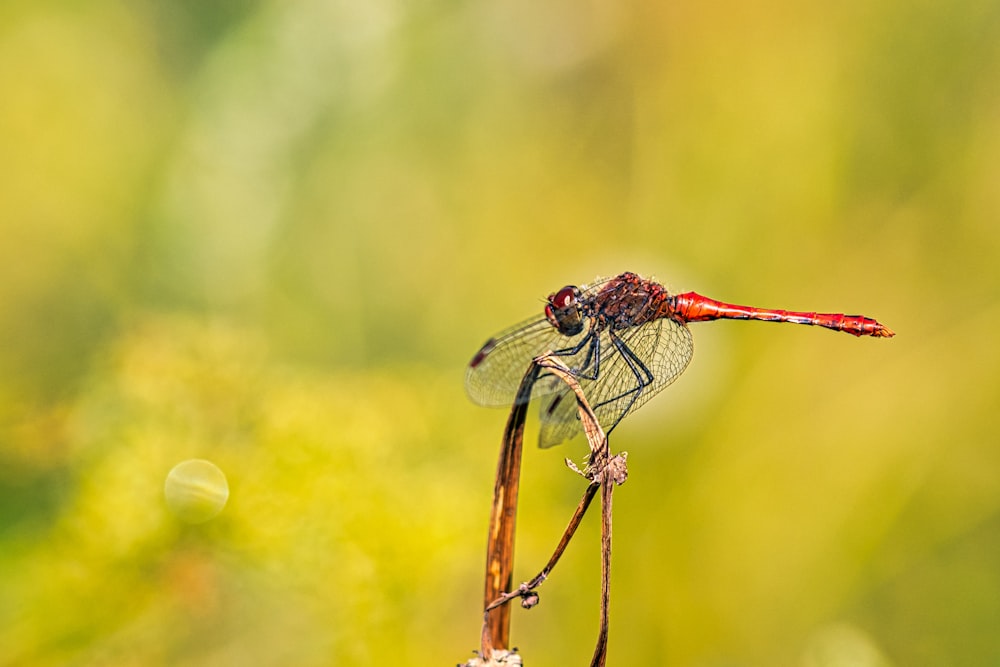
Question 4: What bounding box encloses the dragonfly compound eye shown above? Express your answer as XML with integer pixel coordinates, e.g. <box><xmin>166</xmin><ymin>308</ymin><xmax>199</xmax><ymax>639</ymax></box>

<box><xmin>545</xmin><ymin>285</ymin><xmax>584</xmax><ymax>336</ymax></box>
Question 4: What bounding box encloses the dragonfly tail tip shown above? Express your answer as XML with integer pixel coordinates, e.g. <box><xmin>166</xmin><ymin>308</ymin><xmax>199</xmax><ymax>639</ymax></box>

<box><xmin>874</xmin><ymin>324</ymin><xmax>895</xmax><ymax>338</ymax></box>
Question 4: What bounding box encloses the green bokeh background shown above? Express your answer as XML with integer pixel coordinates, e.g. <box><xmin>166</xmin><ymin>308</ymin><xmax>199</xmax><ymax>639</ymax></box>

<box><xmin>1</xmin><ymin>0</ymin><xmax>998</xmax><ymax>665</ymax></box>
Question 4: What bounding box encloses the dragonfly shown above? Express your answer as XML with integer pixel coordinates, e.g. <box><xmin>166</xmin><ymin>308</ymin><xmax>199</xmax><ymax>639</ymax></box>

<box><xmin>466</xmin><ymin>271</ymin><xmax>894</xmax><ymax>448</ymax></box>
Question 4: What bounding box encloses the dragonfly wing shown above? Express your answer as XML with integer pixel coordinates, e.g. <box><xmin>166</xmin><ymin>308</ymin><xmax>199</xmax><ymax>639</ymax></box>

<box><xmin>465</xmin><ymin>276</ymin><xmax>614</xmax><ymax>409</ymax></box>
<box><xmin>537</xmin><ymin>380</ymin><xmax>585</xmax><ymax>448</ymax></box>
<box><xmin>593</xmin><ymin>316</ymin><xmax>694</xmax><ymax>425</ymax></box>
<box><xmin>537</xmin><ymin>317</ymin><xmax>693</xmax><ymax>448</ymax></box>
<box><xmin>465</xmin><ymin>315</ymin><xmax>586</xmax><ymax>407</ymax></box>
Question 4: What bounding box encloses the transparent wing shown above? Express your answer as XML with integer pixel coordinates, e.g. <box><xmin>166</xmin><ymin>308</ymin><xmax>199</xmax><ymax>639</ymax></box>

<box><xmin>464</xmin><ymin>277</ymin><xmax>614</xmax><ymax>408</ymax></box>
<box><xmin>537</xmin><ymin>317</ymin><xmax>694</xmax><ymax>448</ymax></box>
<box><xmin>465</xmin><ymin>315</ymin><xmax>588</xmax><ymax>407</ymax></box>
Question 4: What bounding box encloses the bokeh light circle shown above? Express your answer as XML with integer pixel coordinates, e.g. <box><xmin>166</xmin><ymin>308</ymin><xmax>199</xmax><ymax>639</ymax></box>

<box><xmin>164</xmin><ymin>459</ymin><xmax>230</xmax><ymax>524</ymax></box>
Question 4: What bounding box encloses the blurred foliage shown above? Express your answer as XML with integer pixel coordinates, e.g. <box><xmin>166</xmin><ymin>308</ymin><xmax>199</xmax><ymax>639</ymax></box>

<box><xmin>1</xmin><ymin>0</ymin><xmax>998</xmax><ymax>665</ymax></box>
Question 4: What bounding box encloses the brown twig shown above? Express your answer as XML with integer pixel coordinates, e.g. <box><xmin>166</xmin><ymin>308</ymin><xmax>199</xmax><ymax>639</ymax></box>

<box><xmin>535</xmin><ymin>357</ymin><xmax>626</xmax><ymax>667</ymax></box>
<box><xmin>480</xmin><ymin>361</ymin><xmax>542</xmax><ymax>657</ymax></box>
<box><xmin>485</xmin><ymin>481</ymin><xmax>600</xmax><ymax>613</ymax></box>
<box><xmin>475</xmin><ymin>353</ymin><xmax>628</xmax><ymax>666</ymax></box>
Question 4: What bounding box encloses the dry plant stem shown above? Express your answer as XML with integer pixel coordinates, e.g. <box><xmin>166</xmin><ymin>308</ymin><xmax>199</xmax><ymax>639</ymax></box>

<box><xmin>480</xmin><ymin>353</ymin><xmax>621</xmax><ymax>665</ymax></box>
<box><xmin>536</xmin><ymin>357</ymin><xmax>615</xmax><ymax>667</ymax></box>
<box><xmin>484</xmin><ymin>357</ymin><xmax>609</xmax><ymax>615</ymax></box>
<box><xmin>481</xmin><ymin>361</ymin><xmax>543</xmax><ymax>657</ymax></box>
<box><xmin>485</xmin><ymin>482</ymin><xmax>600</xmax><ymax>612</ymax></box>
<box><xmin>591</xmin><ymin>471</ymin><xmax>614</xmax><ymax>667</ymax></box>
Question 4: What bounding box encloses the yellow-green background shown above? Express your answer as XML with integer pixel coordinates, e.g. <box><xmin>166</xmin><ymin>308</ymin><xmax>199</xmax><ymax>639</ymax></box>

<box><xmin>1</xmin><ymin>0</ymin><xmax>997</xmax><ymax>665</ymax></box>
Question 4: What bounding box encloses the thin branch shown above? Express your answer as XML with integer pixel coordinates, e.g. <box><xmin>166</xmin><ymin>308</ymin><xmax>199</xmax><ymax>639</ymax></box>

<box><xmin>485</xmin><ymin>481</ymin><xmax>600</xmax><ymax>612</ymax></box>
<box><xmin>537</xmin><ymin>356</ymin><xmax>625</xmax><ymax>667</ymax></box>
<box><xmin>481</xmin><ymin>362</ymin><xmax>543</xmax><ymax>657</ymax></box>
<box><xmin>476</xmin><ymin>353</ymin><xmax>628</xmax><ymax>666</ymax></box>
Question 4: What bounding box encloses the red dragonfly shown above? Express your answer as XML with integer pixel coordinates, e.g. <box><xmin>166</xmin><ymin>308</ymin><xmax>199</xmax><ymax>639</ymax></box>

<box><xmin>466</xmin><ymin>272</ymin><xmax>894</xmax><ymax>448</ymax></box>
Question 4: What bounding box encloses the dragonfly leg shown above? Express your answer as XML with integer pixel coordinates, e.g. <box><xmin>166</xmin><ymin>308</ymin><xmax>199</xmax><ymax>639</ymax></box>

<box><xmin>549</xmin><ymin>326</ymin><xmax>603</xmax><ymax>381</ymax></box>
<box><xmin>591</xmin><ymin>333</ymin><xmax>654</xmax><ymax>433</ymax></box>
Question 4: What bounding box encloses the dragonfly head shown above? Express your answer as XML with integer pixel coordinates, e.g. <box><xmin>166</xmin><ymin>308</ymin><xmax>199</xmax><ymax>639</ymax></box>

<box><xmin>545</xmin><ymin>285</ymin><xmax>584</xmax><ymax>336</ymax></box>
